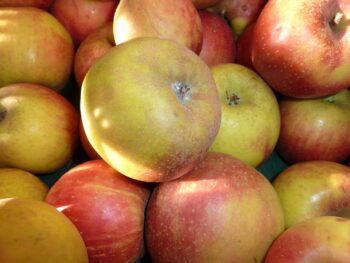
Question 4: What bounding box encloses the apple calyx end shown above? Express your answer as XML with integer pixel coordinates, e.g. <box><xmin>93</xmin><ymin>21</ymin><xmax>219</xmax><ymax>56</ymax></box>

<box><xmin>225</xmin><ymin>90</ymin><xmax>240</xmax><ymax>106</ymax></box>
<box><xmin>0</xmin><ymin>108</ymin><xmax>6</xmax><ymax>122</ymax></box>
<box><xmin>171</xmin><ymin>81</ymin><xmax>191</xmax><ymax>105</ymax></box>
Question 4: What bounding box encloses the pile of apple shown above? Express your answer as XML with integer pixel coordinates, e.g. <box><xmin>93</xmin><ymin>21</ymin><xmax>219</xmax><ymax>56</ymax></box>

<box><xmin>0</xmin><ymin>0</ymin><xmax>350</xmax><ymax>262</ymax></box>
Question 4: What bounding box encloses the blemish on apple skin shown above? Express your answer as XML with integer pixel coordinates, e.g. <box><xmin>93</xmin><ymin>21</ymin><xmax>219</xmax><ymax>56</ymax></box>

<box><xmin>0</xmin><ymin>108</ymin><xmax>6</xmax><ymax>122</ymax></box>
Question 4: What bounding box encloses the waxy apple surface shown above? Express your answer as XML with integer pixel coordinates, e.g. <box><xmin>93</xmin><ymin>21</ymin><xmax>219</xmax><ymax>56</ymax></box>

<box><xmin>81</xmin><ymin>37</ymin><xmax>221</xmax><ymax>182</ymax></box>
<box><xmin>252</xmin><ymin>0</ymin><xmax>350</xmax><ymax>98</ymax></box>
<box><xmin>0</xmin><ymin>7</ymin><xmax>74</xmax><ymax>92</ymax></box>
<box><xmin>146</xmin><ymin>152</ymin><xmax>284</xmax><ymax>263</ymax></box>
<box><xmin>273</xmin><ymin>160</ymin><xmax>350</xmax><ymax>228</ymax></box>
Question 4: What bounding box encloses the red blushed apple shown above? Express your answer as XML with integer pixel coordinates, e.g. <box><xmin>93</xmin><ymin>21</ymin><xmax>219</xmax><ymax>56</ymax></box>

<box><xmin>276</xmin><ymin>89</ymin><xmax>350</xmax><ymax>164</ymax></box>
<box><xmin>236</xmin><ymin>22</ymin><xmax>255</xmax><ymax>70</ymax></box>
<box><xmin>145</xmin><ymin>152</ymin><xmax>284</xmax><ymax>263</ymax></box>
<box><xmin>0</xmin><ymin>0</ymin><xmax>54</xmax><ymax>9</ymax></box>
<box><xmin>113</xmin><ymin>0</ymin><xmax>203</xmax><ymax>54</ymax></box>
<box><xmin>252</xmin><ymin>0</ymin><xmax>350</xmax><ymax>98</ymax></box>
<box><xmin>45</xmin><ymin>159</ymin><xmax>151</xmax><ymax>263</ymax></box>
<box><xmin>74</xmin><ymin>22</ymin><xmax>115</xmax><ymax>87</ymax></box>
<box><xmin>198</xmin><ymin>10</ymin><xmax>236</xmax><ymax>67</ymax></box>
<box><xmin>78</xmin><ymin>119</ymin><xmax>100</xmax><ymax>160</ymax></box>
<box><xmin>50</xmin><ymin>0</ymin><xmax>118</xmax><ymax>47</ymax></box>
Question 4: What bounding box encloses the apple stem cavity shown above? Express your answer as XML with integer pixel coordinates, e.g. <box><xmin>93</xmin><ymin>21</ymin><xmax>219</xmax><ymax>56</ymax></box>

<box><xmin>0</xmin><ymin>108</ymin><xmax>6</xmax><ymax>122</ymax></box>
<box><xmin>171</xmin><ymin>80</ymin><xmax>191</xmax><ymax>105</ymax></box>
<box><xmin>330</xmin><ymin>11</ymin><xmax>347</xmax><ymax>32</ymax></box>
<box><xmin>226</xmin><ymin>90</ymin><xmax>240</xmax><ymax>106</ymax></box>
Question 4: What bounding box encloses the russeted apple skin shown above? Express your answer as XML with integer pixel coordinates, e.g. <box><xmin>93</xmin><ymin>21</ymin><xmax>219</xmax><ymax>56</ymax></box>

<box><xmin>252</xmin><ymin>0</ymin><xmax>350</xmax><ymax>99</ymax></box>
<box><xmin>265</xmin><ymin>216</ymin><xmax>350</xmax><ymax>263</ymax></box>
<box><xmin>273</xmin><ymin>160</ymin><xmax>350</xmax><ymax>228</ymax></box>
<box><xmin>80</xmin><ymin>37</ymin><xmax>221</xmax><ymax>182</ymax></box>
<box><xmin>145</xmin><ymin>152</ymin><xmax>285</xmax><ymax>263</ymax></box>
<box><xmin>113</xmin><ymin>0</ymin><xmax>203</xmax><ymax>54</ymax></box>
<box><xmin>0</xmin><ymin>7</ymin><xmax>74</xmax><ymax>92</ymax></box>
<box><xmin>276</xmin><ymin>89</ymin><xmax>350</xmax><ymax>164</ymax></box>
<box><xmin>0</xmin><ymin>0</ymin><xmax>54</xmax><ymax>9</ymax></box>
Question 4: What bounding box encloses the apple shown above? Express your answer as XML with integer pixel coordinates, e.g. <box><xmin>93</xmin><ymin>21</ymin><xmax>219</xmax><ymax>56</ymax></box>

<box><xmin>80</xmin><ymin>37</ymin><xmax>221</xmax><ymax>182</ymax></box>
<box><xmin>209</xmin><ymin>0</ymin><xmax>267</xmax><ymax>36</ymax></box>
<box><xmin>273</xmin><ymin>160</ymin><xmax>350</xmax><ymax>228</ymax></box>
<box><xmin>209</xmin><ymin>63</ymin><xmax>280</xmax><ymax>167</ymax></box>
<box><xmin>0</xmin><ymin>7</ymin><xmax>74</xmax><ymax>92</ymax></box>
<box><xmin>236</xmin><ymin>22</ymin><xmax>255</xmax><ymax>70</ymax></box>
<box><xmin>0</xmin><ymin>197</ymin><xmax>88</xmax><ymax>262</ymax></box>
<box><xmin>251</xmin><ymin>0</ymin><xmax>350</xmax><ymax>98</ymax></box>
<box><xmin>265</xmin><ymin>216</ymin><xmax>350</xmax><ymax>263</ymax></box>
<box><xmin>0</xmin><ymin>83</ymin><xmax>79</xmax><ymax>174</ymax></box>
<box><xmin>45</xmin><ymin>159</ymin><xmax>151</xmax><ymax>263</ymax></box>
<box><xmin>79</xmin><ymin>119</ymin><xmax>101</xmax><ymax>160</ymax></box>
<box><xmin>276</xmin><ymin>88</ymin><xmax>350</xmax><ymax>164</ymax></box>
<box><xmin>0</xmin><ymin>0</ymin><xmax>54</xmax><ymax>9</ymax></box>
<box><xmin>191</xmin><ymin>0</ymin><xmax>220</xmax><ymax>9</ymax></box>
<box><xmin>198</xmin><ymin>10</ymin><xmax>236</xmax><ymax>67</ymax></box>
<box><xmin>50</xmin><ymin>0</ymin><xmax>118</xmax><ymax>47</ymax></box>
<box><xmin>74</xmin><ymin>22</ymin><xmax>115</xmax><ymax>88</ymax></box>
<box><xmin>145</xmin><ymin>152</ymin><xmax>285</xmax><ymax>263</ymax></box>
<box><xmin>0</xmin><ymin>168</ymin><xmax>48</xmax><ymax>200</ymax></box>
<box><xmin>113</xmin><ymin>0</ymin><xmax>203</xmax><ymax>54</ymax></box>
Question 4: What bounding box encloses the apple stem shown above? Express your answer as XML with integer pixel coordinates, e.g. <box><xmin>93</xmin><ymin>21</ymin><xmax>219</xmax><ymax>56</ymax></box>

<box><xmin>171</xmin><ymin>81</ymin><xmax>191</xmax><ymax>105</ymax></box>
<box><xmin>333</xmin><ymin>12</ymin><xmax>344</xmax><ymax>25</ymax></box>
<box><xmin>226</xmin><ymin>91</ymin><xmax>240</xmax><ymax>106</ymax></box>
<box><xmin>0</xmin><ymin>108</ymin><xmax>6</xmax><ymax>122</ymax></box>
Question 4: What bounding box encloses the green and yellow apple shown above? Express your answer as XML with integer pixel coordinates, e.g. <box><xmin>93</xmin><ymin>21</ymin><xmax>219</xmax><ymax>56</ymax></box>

<box><xmin>0</xmin><ymin>7</ymin><xmax>74</xmax><ymax>92</ymax></box>
<box><xmin>0</xmin><ymin>83</ymin><xmax>79</xmax><ymax>174</ymax></box>
<box><xmin>209</xmin><ymin>63</ymin><xmax>280</xmax><ymax>167</ymax></box>
<box><xmin>276</xmin><ymin>89</ymin><xmax>350</xmax><ymax>164</ymax></box>
<box><xmin>81</xmin><ymin>37</ymin><xmax>221</xmax><ymax>182</ymax></box>
<box><xmin>146</xmin><ymin>152</ymin><xmax>284</xmax><ymax>263</ymax></box>
<box><xmin>273</xmin><ymin>160</ymin><xmax>350</xmax><ymax>228</ymax></box>
<box><xmin>252</xmin><ymin>0</ymin><xmax>350</xmax><ymax>98</ymax></box>
<box><xmin>265</xmin><ymin>216</ymin><xmax>350</xmax><ymax>263</ymax></box>
<box><xmin>113</xmin><ymin>0</ymin><xmax>203</xmax><ymax>54</ymax></box>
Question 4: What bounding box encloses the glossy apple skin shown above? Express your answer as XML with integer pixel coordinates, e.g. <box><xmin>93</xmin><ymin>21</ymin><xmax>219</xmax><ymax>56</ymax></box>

<box><xmin>252</xmin><ymin>0</ymin><xmax>350</xmax><ymax>98</ymax></box>
<box><xmin>0</xmin><ymin>83</ymin><xmax>79</xmax><ymax>174</ymax></box>
<box><xmin>113</xmin><ymin>0</ymin><xmax>203</xmax><ymax>54</ymax></box>
<box><xmin>236</xmin><ymin>22</ymin><xmax>255</xmax><ymax>70</ymax></box>
<box><xmin>50</xmin><ymin>0</ymin><xmax>118</xmax><ymax>47</ymax></box>
<box><xmin>0</xmin><ymin>198</ymin><xmax>88</xmax><ymax>263</ymax></box>
<box><xmin>277</xmin><ymin>89</ymin><xmax>350</xmax><ymax>164</ymax></box>
<box><xmin>74</xmin><ymin>22</ymin><xmax>115</xmax><ymax>87</ymax></box>
<box><xmin>209</xmin><ymin>63</ymin><xmax>280</xmax><ymax>167</ymax></box>
<box><xmin>198</xmin><ymin>10</ymin><xmax>236</xmax><ymax>66</ymax></box>
<box><xmin>0</xmin><ymin>0</ymin><xmax>53</xmax><ymax>9</ymax></box>
<box><xmin>191</xmin><ymin>0</ymin><xmax>220</xmax><ymax>9</ymax></box>
<box><xmin>146</xmin><ymin>152</ymin><xmax>284</xmax><ymax>263</ymax></box>
<box><xmin>210</xmin><ymin>0</ymin><xmax>267</xmax><ymax>36</ymax></box>
<box><xmin>273</xmin><ymin>160</ymin><xmax>350</xmax><ymax>228</ymax></box>
<box><xmin>0</xmin><ymin>7</ymin><xmax>74</xmax><ymax>92</ymax></box>
<box><xmin>81</xmin><ymin>37</ymin><xmax>221</xmax><ymax>182</ymax></box>
<box><xmin>265</xmin><ymin>216</ymin><xmax>350</xmax><ymax>263</ymax></box>
<box><xmin>45</xmin><ymin>159</ymin><xmax>151</xmax><ymax>263</ymax></box>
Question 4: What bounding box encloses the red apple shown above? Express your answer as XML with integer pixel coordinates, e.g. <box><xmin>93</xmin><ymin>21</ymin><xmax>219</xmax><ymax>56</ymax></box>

<box><xmin>198</xmin><ymin>10</ymin><xmax>236</xmax><ymax>66</ymax></box>
<box><xmin>78</xmin><ymin>119</ymin><xmax>100</xmax><ymax>160</ymax></box>
<box><xmin>74</xmin><ymin>22</ymin><xmax>115</xmax><ymax>87</ymax></box>
<box><xmin>236</xmin><ymin>22</ymin><xmax>255</xmax><ymax>70</ymax></box>
<box><xmin>276</xmin><ymin>89</ymin><xmax>350</xmax><ymax>164</ymax></box>
<box><xmin>113</xmin><ymin>0</ymin><xmax>203</xmax><ymax>54</ymax></box>
<box><xmin>0</xmin><ymin>7</ymin><xmax>74</xmax><ymax>92</ymax></box>
<box><xmin>265</xmin><ymin>216</ymin><xmax>350</xmax><ymax>263</ymax></box>
<box><xmin>145</xmin><ymin>152</ymin><xmax>284</xmax><ymax>263</ymax></box>
<box><xmin>45</xmin><ymin>159</ymin><xmax>151</xmax><ymax>263</ymax></box>
<box><xmin>50</xmin><ymin>0</ymin><xmax>118</xmax><ymax>47</ymax></box>
<box><xmin>251</xmin><ymin>0</ymin><xmax>350</xmax><ymax>98</ymax></box>
<box><xmin>0</xmin><ymin>0</ymin><xmax>54</xmax><ymax>9</ymax></box>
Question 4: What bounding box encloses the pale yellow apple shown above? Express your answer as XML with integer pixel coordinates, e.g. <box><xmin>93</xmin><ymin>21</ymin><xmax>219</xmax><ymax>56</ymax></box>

<box><xmin>0</xmin><ymin>168</ymin><xmax>48</xmax><ymax>200</ymax></box>
<box><xmin>209</xmin><ymin>63</ymin><xmax>280</xmax><ymax>167</ymax></box>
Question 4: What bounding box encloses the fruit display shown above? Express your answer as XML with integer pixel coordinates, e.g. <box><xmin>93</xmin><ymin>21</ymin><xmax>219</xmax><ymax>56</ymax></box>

<box><xmin>0</xmin><ymin>0</ymin><xmax>350</xmax><ymax>262</ymax></box>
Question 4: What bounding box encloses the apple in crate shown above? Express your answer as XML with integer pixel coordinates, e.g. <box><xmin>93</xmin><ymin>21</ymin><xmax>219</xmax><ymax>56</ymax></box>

<box><xmin>45</xmin><ymin>159</ymin><xmax>151</xmax><ymax>263</ymax></box>
<box><xmin>0</xmin><ymin>198</ymin><xmax>88</xmax><ymax>263</ymax></box>
<box><xmin>50</xmin><ymin>0</ymin><xmax>118</xmax><ymax>47</ymax></box>
<box><xmin>113</xmin><ymin>0</ymin><xmax>203</xmax><ymax>54</ymax></box>
<box><xmin>265</xmin><ymin>216</ymin><xmax>350</xmax><ymax>263</ymax></box>
<box><xmin>276</xmin><ymin>89</ymin><xmax>350</xmax><ymax>164</ymax></box>
<box><xmin>0</xmin><ymin>83</ymin><xmax>79</xmax><ymax>174</ymax></box>
<box><xmin>209</xmin><ymin>63</ymin><xmax>280</xmax><ymax>167</ymax></box>
<box><xmin>0</xmin><ymin>7</ymin><xmax>74</xmax><ymax>92</ymax></box>
<box><xmin>145</xmin><ymin>152</ymin><xmax>284</xmax><ymax>263</ymax></box>
<box><xmin>252</xmin><ymin>0</ymin><xmax>350</xmax><ymax>98</ymax></box>
<box><xmin>80</xmin><ymin>37</ymin><xmax>221</xmax><ymax>182</ymax></box>
<box><xmin>0</xmin><ymin>0</ymin><xmax>53</xmax><ymax>9</ymax></box>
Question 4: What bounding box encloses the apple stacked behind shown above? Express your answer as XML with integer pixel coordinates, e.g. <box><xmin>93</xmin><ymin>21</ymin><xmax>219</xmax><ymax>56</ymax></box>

<box><xmin>80</xmin><ymin>37</ymin><xmax>221</xmax><ymax>182</ymax></box>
